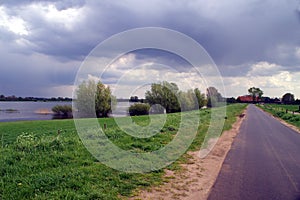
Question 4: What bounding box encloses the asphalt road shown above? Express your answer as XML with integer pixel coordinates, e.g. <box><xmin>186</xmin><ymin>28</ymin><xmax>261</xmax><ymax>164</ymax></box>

<box><xmin>208</xmin><ymin>104</ymin><xmax>300</xmax><ymax>200</ymax></box>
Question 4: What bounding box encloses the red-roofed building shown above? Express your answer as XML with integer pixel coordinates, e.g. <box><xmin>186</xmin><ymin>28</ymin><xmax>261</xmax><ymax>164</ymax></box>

<box><xmin>237</xmin><ymin>95</ymin><xmax>260</xmax><ymax>103</ymax></box>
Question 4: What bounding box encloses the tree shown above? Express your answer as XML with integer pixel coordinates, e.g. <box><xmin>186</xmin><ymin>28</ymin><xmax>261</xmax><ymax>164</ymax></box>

<box><xmin>248</xmin><ymin>87</ymin><xmax>263</xmax><ymax>103</ymax></box>
<box><xmin>95</xmin><ymin>82</ymin><xmax>114</xmax><ymax>117</ymax></box>
<box><xmin>178</xmin><ymin>89</ymin><xmax>198</xmax><ymax>111</ymax></box>
<box><xmin>145</xmin><ymin>81</ymin><xmax>180</xmax><ymax>113</ymax></box>
<box><xmin>226</xmin><ymin>97</ymin><xmax>237</xmax><ymax>104</ymax></box>
<box><xmin>194</xmin><ymin>88</ymin><xmax>206</xmax><ymax>108</ymax></box>
<box><xmin>282</xmin><ymin>93</ymin><xmax>295</xmax><ymax>104</ymax></box>
<box><xmin>76</xmin><ymin>80</ymin><xmax>115</xmax><ymax>118</ymax></box>
<box><xmin>206</xmin><ymin>87</ymin><xmax>223</xmax><ymax>107</ymax></box>
<box><xmin>130</xmin><ymin>96</ymin><xmax>139</xmax><ymax>102</ymax></box>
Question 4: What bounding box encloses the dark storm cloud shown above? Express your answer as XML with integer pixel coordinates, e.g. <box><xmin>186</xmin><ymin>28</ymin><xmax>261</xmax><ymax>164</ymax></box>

<box><xmin>104</xmin><ymin>0</ymin><xmax>300</xmax><ymax>68</ymax></box>
<box><xmin>0</xmin><ymin>40</ymin><xmax>79</xmax><ymax>97</ymax></box>
<box><xmin>0</xmin><ymin>0</ymin><xmax>300</xmax><ymax>97</ymax></box>
<box><xmin>133</xmin><ymin>49</ymin><xmax>193</xmax><ymax>71</ymax></box>
<box><xmin>3</xmin><ymin>0</ymin><xmax>300</xmax><ymax>64</ymax></box>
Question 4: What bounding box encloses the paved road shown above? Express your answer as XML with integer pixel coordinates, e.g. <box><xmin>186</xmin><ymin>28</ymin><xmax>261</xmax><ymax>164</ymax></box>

<box><xmin>208</xmin><ymin>104</ymin><xmax>300</xmax><ymax>200</ymax></box>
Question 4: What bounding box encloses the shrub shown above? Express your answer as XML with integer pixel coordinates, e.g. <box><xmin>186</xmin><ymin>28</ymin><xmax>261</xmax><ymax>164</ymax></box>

<box><xmin>128</xmin><ymin>103</ymin><xmax>150</xmax><ymax>116</ymax></box>
<box><xmin>275</xmin><ymin>111</ymin><xmax>285</xmax><ymax>118</ymax></box>
<box><xmin>288</xmin><ymin>115</ymin><xmax>300</xmax><ymax>122</ymax></box>
<box><xmin>282</xmin><ymin>114</ymin><xmax>293</xmax><ymax>120</ymax></box>
<box><xmin>52</xmin><ymin>105</ymin><xmax>72</xmax><ymax>116</ymax></box>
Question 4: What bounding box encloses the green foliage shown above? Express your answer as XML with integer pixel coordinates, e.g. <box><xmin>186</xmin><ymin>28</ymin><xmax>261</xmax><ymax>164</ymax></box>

<box><xmin>145</xmin><ymin>81</ymin><xmax>180</xmax><ymax>113</ymax></box>
<box><xmin>282</xmin><ymin>93</ymin><xmax>295</xmax><ymax>104</ymax></box>
<box><xmin>206</xmin><ymin>87</ymin><xmax>224</xmax><ymax>108</ymax></box>
<box><xmin>128</xmin><ymin>103</ymin><xmax>150</xmax><ymax>116</ymax></box>
<box><xmin>275</xmin><ymin>111</ymin><xmax>286</xmax><ymax>118</ymax></box>
<box><xmin>194</xmin><ymin>88</ymin><xmax>206</xmax><ymax>108</ymax></box>
<box><xmin>75</xmin><ymin>80</ymin><xmax>116</xmax><ymax>118</ymax></box>
<box><xmin>51</xmin><ymin>105</ymin><xmax>72</xmax><ymax>116</ymax></box>
<box><xmin>145</xmin><ymin>82</ymin><xmax>206</xmax><ymax>113</ymax></box>
<box><xmin>270</xmin><ymin>104</ymin><xmax>299</xmax><ymax>111</ymax></box>
<box><xmin>248</xmin><ymin>87</ymin><xmax>263</xmax><ymax>102</ymax></box>
<box><xmin>95</xmin><ymin>81</ymin><xmax>116</xmax><ymax>117</ymax></box>
<box><xmin>259</xmin><ymin>104</ymin><xmax>300</xmax><ymax>128</ymax></box>
<box><xmin>178</xmin><ymin>89</ymin><xmax>198</xmax><ymax>111</ymax></box>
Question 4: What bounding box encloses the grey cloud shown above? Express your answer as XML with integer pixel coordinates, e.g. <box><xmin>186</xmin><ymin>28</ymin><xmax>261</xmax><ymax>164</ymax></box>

<box><xmin>4</xmin><ymin>0</ymin><xmax>299</xmax><ymax>65</ymax></box>
<box><xmin>0</xmin><ymin>0</ymin><xmax>300</xmax><ymax>97</ymax></box>
<box><xmin>0</xmin><ymin>0</ymin><xmax>85</xmax><ymax>8</ymax></box>
<box><xmin>0</xmin><ymin>43</ymin><xmax>79</xmax><ymax>97</ymax></box>
<box><xmin>2</xmin><ymin>0</ymin><xmax>300</xmax><ymax>64</ymax></box>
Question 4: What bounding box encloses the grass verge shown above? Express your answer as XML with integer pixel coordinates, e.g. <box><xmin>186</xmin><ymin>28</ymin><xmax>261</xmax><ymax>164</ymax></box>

<box><xmin>258</xmin><ymin>104</ymin><xmax>300</xmax><ymax>129</ymax></box>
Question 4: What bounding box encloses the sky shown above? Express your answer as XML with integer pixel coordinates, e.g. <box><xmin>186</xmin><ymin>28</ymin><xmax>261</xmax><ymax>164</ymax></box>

<box><xmin>0</xmin><ymin>0</ymin><xmax>299</xmax><ymax>99</ymax></box>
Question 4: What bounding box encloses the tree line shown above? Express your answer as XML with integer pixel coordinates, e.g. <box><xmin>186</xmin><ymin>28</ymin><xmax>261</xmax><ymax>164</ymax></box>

<box><xmin>75</xmin><ymin>80</ymin><xmax>226</xmax><ymax>117</ymax></box>
<box><xmin>0</xmin><ymin>95</ymin><xmax>72</xmax><ymax>102</ymax></box>
<box><xmin>238</xmin><ymin>87</ymin><xmax>300</xmax><ymax>104</ymax></box>
<box><xmin>75</xmin><ymin>80</ymin><xmax>300</xmax><ymax>118</ymax></box>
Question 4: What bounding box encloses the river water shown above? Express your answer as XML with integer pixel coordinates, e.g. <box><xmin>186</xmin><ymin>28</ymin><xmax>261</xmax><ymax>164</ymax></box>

<box><xmin>0</xmin><ymin>101</ymin><xmax>133</xmax><ymax>122</ymax></box>
<box><xmin>0</xmin><ymin>101</ymin><xmax>72</xmax><ymax>122</ymax></box>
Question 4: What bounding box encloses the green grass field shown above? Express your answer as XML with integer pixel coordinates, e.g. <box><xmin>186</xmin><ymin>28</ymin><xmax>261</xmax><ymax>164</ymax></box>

<box><xmin>258</xmin><ymin>104</ymin><xmax>300</xmax><ymax>129</ymax></box>
<box><xmin>0</xmin><ymin>104</ymin><xmax>246</xmax><ymax>200</ymax></box>
<box><xmin>262</xmin><ymin>104</ymin><xmax>300</xmax><ymax>112</ymax></box>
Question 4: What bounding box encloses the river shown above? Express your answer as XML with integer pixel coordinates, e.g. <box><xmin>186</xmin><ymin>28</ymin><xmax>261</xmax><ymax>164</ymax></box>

<box><xmin>0</xmin><ymin>101</ymin><xmax>133</xmax><ymax>122</ymax></box>
<box><xmin>0</xmin><ymin>101</ymin><xmax>72</xmax><ymax>122</ymax></box>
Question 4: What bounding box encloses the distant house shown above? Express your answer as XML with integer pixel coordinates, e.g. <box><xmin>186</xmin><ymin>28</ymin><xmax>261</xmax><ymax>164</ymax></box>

<box><xmin>237</xmin><ymin>95</ymin><xmax>260</xmax><ymax>103</ymax></box>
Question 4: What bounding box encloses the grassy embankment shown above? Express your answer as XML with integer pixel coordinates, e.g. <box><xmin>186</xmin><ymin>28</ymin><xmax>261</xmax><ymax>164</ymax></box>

<box><xmin>0</xmin><ymin>104</ymin><xmax>246</xmax><ymax>199</ymax></box>
<box><xmin>258</xmin><ymin>104</ymin><xmax>300</xmax><ymax>129</ymax></box>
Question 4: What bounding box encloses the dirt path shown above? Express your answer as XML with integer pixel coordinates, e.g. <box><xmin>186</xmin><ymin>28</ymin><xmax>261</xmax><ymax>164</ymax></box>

<box><xmin>129</xmin><ymin>110</ymin><xmax>247</xmax><ymax>200</ymax></box>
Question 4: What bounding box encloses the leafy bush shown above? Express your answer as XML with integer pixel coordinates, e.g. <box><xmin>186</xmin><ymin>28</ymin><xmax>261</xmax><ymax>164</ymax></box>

<box><xmin>15</xmin><ymin>132</ymin><xmax>37</xmax><ymax>151</ymax></box>
<box><xmin>290</xmin><ymin>116</ymin><xmax>300</xmax><ymax>122</ymax></box>
<box><xmin>282</xmin><ymin>114</ymin><xmax>300</xmax><ymax>122</ymax></box>
<box><xmin>52</xmin><ymin>105</ymin><xmax>72</xmax><ymax>116</ymax></box>
<box><xmin>282</xmin><ymin>114</ymin><xmax>293</xmax><ymax>120</ymax></box>
<box><xmin>128</xmin><ymin>103</ymin><xmax>150</xmax><ymax>116</ymax></box>
<box><xmin>275</xmin><ymin>111</ymin><xmax>285</xmax><ymax>118</ymax></box>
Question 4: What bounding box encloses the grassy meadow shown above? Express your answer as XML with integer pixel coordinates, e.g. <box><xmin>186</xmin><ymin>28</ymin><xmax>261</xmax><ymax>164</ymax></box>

<box><xmin>0</xmin><ymin>104</ymin><xmax>246</xmax><ymax>199</ymax></box>
<box><xmin>258</xmin><ymin>104</ymin><xmax>300</xmax><ymax>129</ymax></box>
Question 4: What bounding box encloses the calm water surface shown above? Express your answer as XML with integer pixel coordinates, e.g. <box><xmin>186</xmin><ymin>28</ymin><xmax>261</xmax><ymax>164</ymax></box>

<box><xmin>0</xmin><ymin>101</ymin><xmax>72</xmax><ymax>122</ymax></box>
<box><xmin>0</xmin><ymin>101</ymin><xmax>133</xmax><ymax>122</ymax></box>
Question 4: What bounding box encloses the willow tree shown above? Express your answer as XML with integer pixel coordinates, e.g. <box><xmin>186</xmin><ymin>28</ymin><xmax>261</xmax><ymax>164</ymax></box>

<box><xmin>76</xmin><ymin>80</ymin><xmax>115</xmax><ymax>118</ymax></box>
<box><xmin>194</xmin><ymin>88</ymin><xmax>206</xmax><ymax>109</ymax></box>
<box><xmin>145</xmin><ymin>81</ymin><xmax>180</xmax><ymax>113</ymax></box>
<box><xmin>206</xmin><ymin>87</ymin><xmax>223</xmax><ymax>108</ymax></box>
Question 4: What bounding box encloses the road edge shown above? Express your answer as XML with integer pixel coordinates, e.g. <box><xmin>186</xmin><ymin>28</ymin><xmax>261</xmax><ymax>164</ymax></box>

<box><xmin>129</xmin><ymin>106</ymin><xmax>248</xmax><ymax>200</ymax></box>
<box><xmin>256</xmin><ymin>105</ymin><xmax>300</xmax><ymax>134</ymax></box>
<box><xmin>200</xmin><ymin>107</ymin><xmax>248</xmax><ymax>200</ymax></box>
